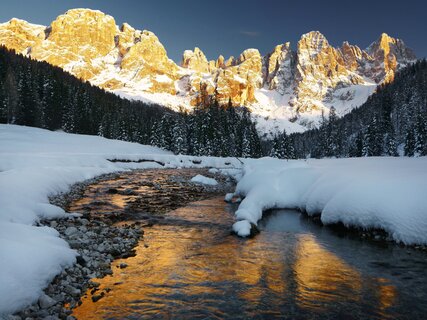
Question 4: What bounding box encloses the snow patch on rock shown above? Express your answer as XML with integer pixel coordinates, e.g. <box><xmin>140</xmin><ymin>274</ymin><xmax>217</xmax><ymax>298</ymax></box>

<box><xmin>190</xmin><ymin>174</ymin><xmax>218</xmax><ymax>186</ymax></box>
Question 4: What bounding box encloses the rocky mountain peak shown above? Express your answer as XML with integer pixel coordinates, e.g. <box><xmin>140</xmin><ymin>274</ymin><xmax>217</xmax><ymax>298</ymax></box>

<box><xmin>238</xmin><ymin>48</ymin><xmax>261</xmax><ymax>63</ymax></box>
<box><xmin>216</xmin><ymin>55</ymin><xmax>225</xmax><ymax>68</ymax></box>
<box><xmin>365</xmin><ymin>33</ymin><xmax>416</xmax><ymax>82</ymax></box>
<box><xmin>0</xmin><ymin>18</ymin><xmax>45</xmax><ymax>54</ymax></box>
<box><xmin>298</xmin><ymin>31</ymin><xmax>330</xmax><ymax>54</ymax></box>
<box><xmin>46</xmin><ymin>8</ymin><xmax>117</xmax><ymax>56</ymax></box>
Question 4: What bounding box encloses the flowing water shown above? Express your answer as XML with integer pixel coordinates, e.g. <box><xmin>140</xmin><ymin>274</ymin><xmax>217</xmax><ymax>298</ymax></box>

<box><xmin>71</xmin><ymin>170</ymin><xmax>427</xmax><ymax>319</ymax></box>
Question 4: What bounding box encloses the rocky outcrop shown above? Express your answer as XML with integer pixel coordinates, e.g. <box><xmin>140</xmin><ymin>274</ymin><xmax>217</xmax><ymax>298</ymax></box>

<box><xmin>214</xmin><ymin>49</ymin><xmax>262</xmax><ymax>105</ymax></box>
<box><xmin>182</xmin><ymin>47</ymin><xmax>210</xmax><ymax>73</ymax></box>
<box><xmin>0</xmin><ymin>18</ymin><xmax>45</xmax><ymax>54</ymax></box>
<box><xmin>365</xmin><ymin>33</ymin><xmax>416</xmax><ymax>83</ymax></box>
<box><xmin>291</xmin><ymin>31</ymin><xmax>365</xmax><ymax>111</ymax></box>
<box><xmin>264</xmin><ymin>42</ymin><xmax>294</xmax><ymax>94</ymax></box>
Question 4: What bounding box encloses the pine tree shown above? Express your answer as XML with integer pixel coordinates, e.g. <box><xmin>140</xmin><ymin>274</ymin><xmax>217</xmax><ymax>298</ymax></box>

<box><xmin>172</xmin><ymin>117</ymin><xmax>188</xmax><ymax>154</ymax></box>
<box><xmin>349</xmin><ymin>132</ymin><xmax>364</xmax><ymax>157</ymax></box>
<box><xmin>415</xmin><ymin>112</ymin><xmax>427</xmax><ymax>156</ymax></box>
<box><xmin>384</xmin><ymin>131</ymin><xmax>398</xmax><ymax>156</ymax></box>
<box><xmin>404</xmin><ymin>128</ymin><xmax>416</xmax><ymax>156</ymax></box>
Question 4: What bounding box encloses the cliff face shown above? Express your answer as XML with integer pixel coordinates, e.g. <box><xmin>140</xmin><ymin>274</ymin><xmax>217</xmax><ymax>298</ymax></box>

<box><xmin>0</xmin><ymin>8</ymin><xmax>416</xmax><ymax>132</ymax></box>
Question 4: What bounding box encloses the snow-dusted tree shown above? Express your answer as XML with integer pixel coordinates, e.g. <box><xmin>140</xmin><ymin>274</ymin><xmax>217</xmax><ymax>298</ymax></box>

<box><xmin>415</xmin><ymin>111</ymin><xmax>427</xmax><ymax>156</ymax></box>
<box><xmin>384</xmin><ymin>131</ymin><xmax>398</xmax><ymax>156</ymax></box>
<box><xmin>404</xmin><ymin>127</ymin><xmax>416</xmax><ymax>156</ymax></box>
<box><xmin>172</xmin><ymin>118</ymin><xmax>188</xmax><ymax>154</ymax></box>
<box><xmin>363</xmin><ymin>116</ymin><xmax>383</xmax><ymax>156</ymax></box>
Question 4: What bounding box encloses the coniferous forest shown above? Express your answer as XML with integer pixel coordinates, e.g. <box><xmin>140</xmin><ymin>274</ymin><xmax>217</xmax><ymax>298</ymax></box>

<box><xmin>1</xmin><ymin>46</ymin><xmax>426</xmax><ymax>159</ymax></box>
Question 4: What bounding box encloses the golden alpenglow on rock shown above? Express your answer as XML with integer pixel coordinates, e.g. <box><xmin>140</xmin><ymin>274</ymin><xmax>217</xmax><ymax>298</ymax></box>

<box><xmin>0</xmin><ymin>8</ymin><xmax>416</xmax><ymax>132</ymax></box>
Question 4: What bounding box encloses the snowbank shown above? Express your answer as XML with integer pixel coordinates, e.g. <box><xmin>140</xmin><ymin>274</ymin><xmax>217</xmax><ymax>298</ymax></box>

<box><xmin>190</xmin><ymin>174</ymin><xmax>218</xmax><ymax>186</ymax></box>
<box><xmin>0</xmin><ymin>125</ymin><xmax>242</xmax><ymax>315</ymax></box>
<box><xmin>232</xmin><ymin>157</ymin><xmax>427</xmax><ymax>245</ymax></box>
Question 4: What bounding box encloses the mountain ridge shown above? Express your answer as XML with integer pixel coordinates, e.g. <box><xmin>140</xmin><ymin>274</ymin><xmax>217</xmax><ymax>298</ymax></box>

<box><xmin>0</xmin><ymin>8</ymin><xmax>417</xmax><ymax>134</ymax></box>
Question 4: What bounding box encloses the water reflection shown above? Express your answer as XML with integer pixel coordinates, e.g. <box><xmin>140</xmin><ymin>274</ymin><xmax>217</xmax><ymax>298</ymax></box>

<box><xmin>72</xmin><ymin>196</ymin><xmax>427</xmax><ymax>319</ymax></box>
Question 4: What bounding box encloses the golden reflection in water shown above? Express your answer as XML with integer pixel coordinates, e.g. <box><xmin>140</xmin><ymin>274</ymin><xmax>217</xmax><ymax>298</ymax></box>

<box><xmin>72</xmin><ymin>199</ymin><xmax>289</xmax><ymax>319</ymax></box>
<box><xmin>294</xmin><ymin>234</ymin><xmax>363</xmax><ymax>310</ymax></box>
<box><xmin>72</xmin><ymin>197</ymin><xmax>399</xmax><ymax>319</ymax></box>
<box><xmin>377</xmin><ymin>278</ymin><xmax>397</xmax><ymax>312</ymax></box>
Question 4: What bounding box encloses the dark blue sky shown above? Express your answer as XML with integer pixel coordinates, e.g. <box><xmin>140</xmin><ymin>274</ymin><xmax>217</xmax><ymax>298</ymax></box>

<box><xmin>1</xmin><ymin>0</ymin><xmax>426</xmax><ymax>62</ymax></box>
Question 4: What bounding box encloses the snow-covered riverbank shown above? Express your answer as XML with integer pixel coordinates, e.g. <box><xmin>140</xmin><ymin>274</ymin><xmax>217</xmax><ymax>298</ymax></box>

<box><xmin>232</xmin><ymin>157</ymin><xmax>427</xmax><ymax>245</ymax></box>
<box><xmin>0</xmin><ymin>124</ymin><xmax>241</xmax><ymax>316</ymax></box>
<box><xmin>2</xmin><ymin>124</ymin><xmax>427</xmax><ymax>317</ymax></box>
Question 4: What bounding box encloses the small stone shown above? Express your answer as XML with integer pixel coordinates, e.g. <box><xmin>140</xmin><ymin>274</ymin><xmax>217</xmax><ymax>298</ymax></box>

<box><xmin>64</xmin><ymin>227</ymin><xmax>78</xmax><ymax>236</ymax></box>
<box><xmin>119</xmin><ymin>263</ymin><xmax>128</xmax><ymax>269</ymax></box>
<box><xmin>91</xmin><ymin>292</ymin><xmax>105</xmax><ymax>302</ymax></box>
<box><xmin>65</xmin><ymin>285</ymin><xmax>81</xmax><ymax>296</ymax></box>
<box><xmin>89</xmin><ymin>281</ymin><xmax>100</xmax><ymax>288</ymax></box>
<box><xmin>42</xmin><ymin>316</ymin><xmax>59</xmax><ymax>320</ymax></box>
<box><xmin>38</xmin><ymin>293</ymin><xmax>56</xmax><ymax>309</ymax></box>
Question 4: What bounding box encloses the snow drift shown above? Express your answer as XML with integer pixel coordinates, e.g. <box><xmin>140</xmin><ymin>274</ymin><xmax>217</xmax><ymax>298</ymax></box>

<box><xmin>232</xmin><ymin>157</ymin><xmax>427</xmax><ymax>245</ymax></box>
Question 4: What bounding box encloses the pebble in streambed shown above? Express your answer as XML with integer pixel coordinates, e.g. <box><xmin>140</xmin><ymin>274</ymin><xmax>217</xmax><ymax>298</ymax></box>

<box><xmin>12</xmin><ymin>216</ymin><xmax>142</xmax><ymax>320</ymax></box>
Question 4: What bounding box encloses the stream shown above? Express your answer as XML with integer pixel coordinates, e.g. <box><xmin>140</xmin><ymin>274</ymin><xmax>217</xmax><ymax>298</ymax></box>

<box><xmin>69</xmin><ymin>170</ymin><xmax>427</xmax><ymax>319</ymax></box>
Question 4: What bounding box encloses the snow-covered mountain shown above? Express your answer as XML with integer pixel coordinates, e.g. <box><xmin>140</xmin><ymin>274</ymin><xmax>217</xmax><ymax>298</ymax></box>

<box><xmin>0</xmin><ymin>8</ymin><xmax>416</xmax><ymax>134</ymax></box>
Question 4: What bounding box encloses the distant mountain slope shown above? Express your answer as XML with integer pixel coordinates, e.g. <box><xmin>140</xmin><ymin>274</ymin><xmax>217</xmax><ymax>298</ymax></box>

<box><xmin>0</xmin><ymin>8</ymin><xmax>416</xmax><ymax>133</ymax></box>
<box><xmin>290</xmin><ymin>59</ymin><xmax>427</xmax><ymax>158</ymax></box>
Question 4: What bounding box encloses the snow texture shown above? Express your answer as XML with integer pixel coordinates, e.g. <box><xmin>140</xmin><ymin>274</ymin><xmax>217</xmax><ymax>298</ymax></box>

<box><xmin>224</xmin><ymin>193</ymin><xmax>234</xmax><ymax>202</ymax></box>
<box><xmin>0</xmin><ymin>124</ymin><xmax>242</xmax><ymax>315</ymax></box>
<box><xmin>190</xmin><ymin>174</ymin><xmax>218</xmax><ymax>186</ymax></box>
<box><xmin>232</xmin><ymin>157</ymin><xmax>427</xmax><ymax>245</ymax></box>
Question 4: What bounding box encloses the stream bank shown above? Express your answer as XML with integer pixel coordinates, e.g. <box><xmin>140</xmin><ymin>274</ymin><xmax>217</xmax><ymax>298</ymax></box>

<box><xmin>12</xmin><ymin>169</ymin><xmax>233</xmax><ymax>320</ymax></box>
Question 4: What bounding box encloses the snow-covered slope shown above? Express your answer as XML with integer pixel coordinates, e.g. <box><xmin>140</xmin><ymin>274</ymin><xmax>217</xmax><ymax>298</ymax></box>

<box><xmin>0</xmin><ymin>9</ymin><xmax>416</xmax><ymax>134</ymax></box>
<box><xmin>231</xmin><ymin>157</ymin><xmax>427</xmax><ymax>245</ymax></box>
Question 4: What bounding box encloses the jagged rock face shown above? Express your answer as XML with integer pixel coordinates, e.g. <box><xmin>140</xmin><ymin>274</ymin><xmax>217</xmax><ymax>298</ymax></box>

<box><xmin>118</xmin><ymin>30</ymin><xmax>178</xmax><ymax>94</ymax></box>
<box><xmin>216</xmin><ymin>55</ymin><xmax>225</xmax><ymax>68</ymax></box>
<box><xmin>30</xmin><ymin>9</ymin><xmax>117</xmax><ymax>80</ymax></box>
<box><xmin>365</xmin><ymin>33</ymin><xmax>416</xmax><ymax>83</ymax></box>
<box><xmin>0</xmin><ymin>18</ymin><xmax>45</xmax><ymax>54</ymax></box>
<box><xmin>264</xmin><ymin>43</ymin><xmax>294</xmax><ymax>94</ymax></box>
<box><xmin>0</xmin><ymin>9</ymin><xmax>417</xmax><ymax>131</ymax></box>
<box><xmin>183</xmin><ymin>48</ymin><xmax>263</xmax><ymax>106</ymax></box>
<box><xmin>292</xmin><ymin>31</ymin><xmax>366</xmax><ymax>112</ymax></box>
<box><xmin>214</xmin><ymin>49</ymin><xmax>263</xmax><ymax>105</ymax></box>
<box><xmin>339</xmin><ymin>41</ymin><xmax>365</xmax><ymax>72</ymax></box>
